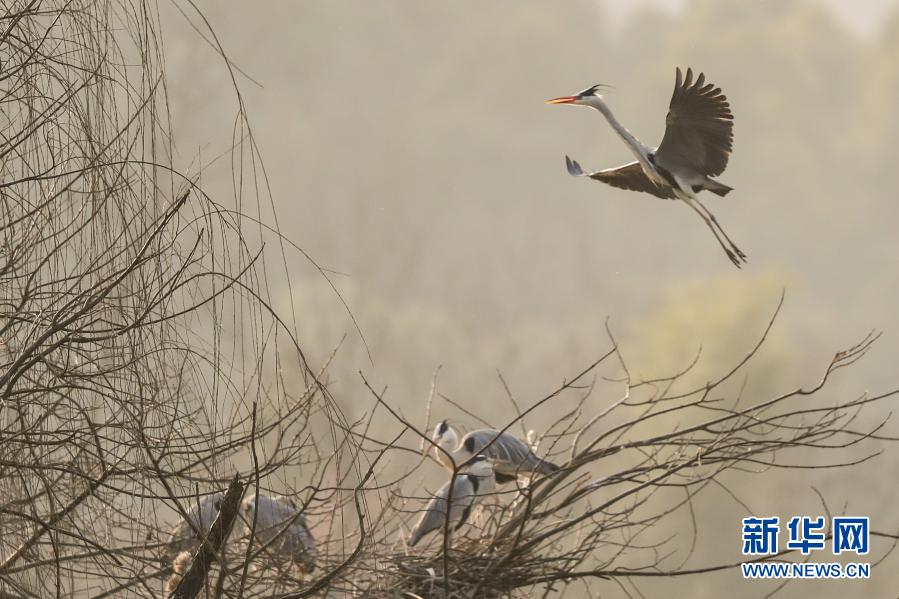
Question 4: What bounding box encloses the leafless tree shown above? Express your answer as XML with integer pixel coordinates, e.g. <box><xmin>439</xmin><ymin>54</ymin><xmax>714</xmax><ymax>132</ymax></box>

<box><xmin>0</xmin><ymin>2</ymin><xmax>360</xmax><ymax>597</ymax></box>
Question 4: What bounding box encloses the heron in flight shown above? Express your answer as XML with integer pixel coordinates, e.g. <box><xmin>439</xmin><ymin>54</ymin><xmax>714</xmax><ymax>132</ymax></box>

<box><xmin>426</xmin><ymin>420</ymin><xmax>559</xmax><ymax>484</ymax></box>
<box><xmin>546</xmin><ymin>67</ymin><xmax>745</xmax><ymax>267</ymax></box>
<box><xmin>408</xmin><ymin>455</ymin><xmax>495</xmax><ymax>547</ymax></box>
<box><xmin>242</xmin><ymin>494</ymin><xmax>316</xmax><ymax>573</ymax></box>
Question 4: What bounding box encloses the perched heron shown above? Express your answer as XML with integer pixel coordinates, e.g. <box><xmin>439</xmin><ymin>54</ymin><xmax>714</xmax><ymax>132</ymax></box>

<box><xmin>242</xmin><ymin>494</ymin><xmax>316</xmax><ymax>573</ymax></box>
<box><xmin>408</xmin><ymin>455</ymin><xmax>495</xmax><ymax>547</ymax></box>
<box><xmin>546</xmin><ymin>67</ymin><xmax>745</xmax><ymax>267</ymax></box>
<box><xmin>427</xmin><ymin>420</ymin><xmax>559</xmax><ymax>484</ymax></box>
<box><xmin>165</xmin><ymin>492</ymin><xmax>223</xmax><ymax>560</ymax></box>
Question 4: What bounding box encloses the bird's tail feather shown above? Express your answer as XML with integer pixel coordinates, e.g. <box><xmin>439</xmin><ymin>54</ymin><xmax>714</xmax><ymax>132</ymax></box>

<box><xmin>705</xmin><ymin>179</ymin><xmax>733</xmax><ymax>197</ymax></box>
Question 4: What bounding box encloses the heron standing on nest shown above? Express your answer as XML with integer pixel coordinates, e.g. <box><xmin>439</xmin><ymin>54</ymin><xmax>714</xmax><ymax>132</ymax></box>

<box><xmin>426</xmin><ymin>420</ymin><xmax>559</xmax><ymax>484</ymax></box>
<box><xmin>408</xmin><ymin>455</ymin><xmax>496</xmax><ymax>547</ymax></box>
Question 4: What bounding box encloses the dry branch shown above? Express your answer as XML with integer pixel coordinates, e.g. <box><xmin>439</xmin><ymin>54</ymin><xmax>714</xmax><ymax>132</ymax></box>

<box><xmin>167</xmin><ymin>475</ymin><xmax>244</xmax><ymax>598</ymax></box>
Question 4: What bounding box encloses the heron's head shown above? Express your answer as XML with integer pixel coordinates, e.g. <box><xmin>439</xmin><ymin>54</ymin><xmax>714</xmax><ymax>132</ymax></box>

<box><xmin>424</xmin><ymin>419</ymin><xmax>456</xmax><ymax>455</ymax></box>
<box><xmin>545</xmin><ymin>84</ymin><xmax>611</xmax><ymax>108</ymax></box>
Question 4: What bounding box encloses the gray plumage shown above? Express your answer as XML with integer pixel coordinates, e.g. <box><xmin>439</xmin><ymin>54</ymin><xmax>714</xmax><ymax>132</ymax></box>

<box><xmin>408</xmin><ymin>456</ymin><xmax>494</xmax><ymax>547</ymax></box>
<box><xmin>566</xmin><ymin>156</ymin><xmax>676</xmax><ymax>200</ymax></box>
<box><xmin>430</xmin><ymin>421</ymin><xmax>559</xmax><ymax>483</ymax></box>
<box><xmin>548</xmin><ymin>67</ymin><xmax>745</xmax><ymax>267</ymax></box>
<box><xmin>656</xmin><ymin>67</ymin><xmax>733</xmax><ymax>179</ymax></box>
<box><xmin>242</xmin><ymin>494</ymin><xmax>315</xmax><ymax>572</ymax></box>
<box><xmin>165</xmin><ymin>492</ymin><xmax>223</xmax><ymax>560</ymax></box>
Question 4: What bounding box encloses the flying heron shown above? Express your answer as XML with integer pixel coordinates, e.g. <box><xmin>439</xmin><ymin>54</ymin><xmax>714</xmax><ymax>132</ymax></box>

<box><xmin>165</xmin><ymin>492</ymin><xmax>223</xmax><ymax>561</ymax></box>
<box><xmin>426</xmin><ymin>420</ymin><xmax>559</xmax><ymax>484</ymax></box>
<box><xmin>242</xmin><ymin>494</ymin><xmax>316</xmax><ymax>573</ymax></box>
<box><xmin>408</xmin><ymin>455</ymin><xmax>495</xmax><ymax>547</ymax></box>
<box><xmin>546</xmin><ymin>67</ymin><xmax>745</xmax><ymax>267</ymax></box>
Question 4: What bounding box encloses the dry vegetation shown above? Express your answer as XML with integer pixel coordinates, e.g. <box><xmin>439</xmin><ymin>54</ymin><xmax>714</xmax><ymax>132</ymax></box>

<box><xmin>1</xmin><ymin>2</ymin><xmax>898</xmax><ymax>598</ymax></box>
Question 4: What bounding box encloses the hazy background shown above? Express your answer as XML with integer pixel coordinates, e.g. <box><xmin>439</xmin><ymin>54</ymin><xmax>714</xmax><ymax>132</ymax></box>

<box><xmin>159</xmin><ymin>1</ymin><xmax>899</xmax><ymax>596</ymax></box>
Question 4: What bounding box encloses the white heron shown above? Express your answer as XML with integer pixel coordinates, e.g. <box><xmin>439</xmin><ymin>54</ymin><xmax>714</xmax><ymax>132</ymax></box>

<box><xmin>426</xmin><ymin>420</ymin><xmax>559</xmax><ymax>483</ymax></box>
<box><xmin>547</xmin><ymin>67</ymin><xmax>745</xmax><ymax>267</ymax></box>
<box><xmin>408</xmin><ymin>455</ymin><xmax>495</xmax><ymax>547</ymax></box>
<box><xmin>165</xmin><ymin>492</ymin><xmax>223</xmax><ymax>560</ymax></box>
<box><xmin>242</xmin><ymin>493</ymin><xmax>316</xmax><ymax>573</ymax></box>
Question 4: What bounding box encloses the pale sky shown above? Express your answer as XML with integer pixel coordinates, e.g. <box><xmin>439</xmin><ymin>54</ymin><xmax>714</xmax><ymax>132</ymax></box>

<box><xmin>602</xmin><ymin>0</ymin><xmax>897</xmax><ymax>35</ymax></box>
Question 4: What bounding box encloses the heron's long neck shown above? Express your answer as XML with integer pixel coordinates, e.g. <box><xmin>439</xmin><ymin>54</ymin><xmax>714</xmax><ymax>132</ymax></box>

<box><xmin>590</xmin><ymin>98</ymin><xmax>649</xmax><ymax>163</ymax></box>
<box><xmin>436</xmin><ymin>430</ymin><xmax>459</xmax><ymax>469</ymax></box>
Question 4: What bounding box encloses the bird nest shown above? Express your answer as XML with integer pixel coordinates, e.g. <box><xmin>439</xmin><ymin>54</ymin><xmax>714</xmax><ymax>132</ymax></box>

<box><xmin>358</xmin><ymin>535</ymin><xmax>559</xmax><ymax>599</ymax></box>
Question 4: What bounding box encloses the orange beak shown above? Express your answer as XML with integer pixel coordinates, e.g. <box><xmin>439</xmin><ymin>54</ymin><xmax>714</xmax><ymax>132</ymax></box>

<box><xmin>545</xmin><ymin>96</ymin><xmax>578</xmax><ymax>105</ymax></box>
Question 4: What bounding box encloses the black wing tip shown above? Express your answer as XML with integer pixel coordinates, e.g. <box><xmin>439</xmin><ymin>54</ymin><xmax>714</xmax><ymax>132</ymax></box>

<box><xmin>677</xmin><ymin>66</ymin><xmax>715</xmax><ymax>88</ymax></box>
<box><xmin>565</xmin><ymin>155</ymin><xmax>585</xmax><ymax>176</ymax></box>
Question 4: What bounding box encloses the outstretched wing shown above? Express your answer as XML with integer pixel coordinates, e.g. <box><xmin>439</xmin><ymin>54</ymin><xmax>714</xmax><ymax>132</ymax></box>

<box><xmin>656</xmin><ymin>67</ymin><xmax>733</xmax><ymax>177</ymax></box>
<box><xmin>566</xmin><ymin>156</ymin><xmax>675</xmax><ymax>200</ymax></box>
